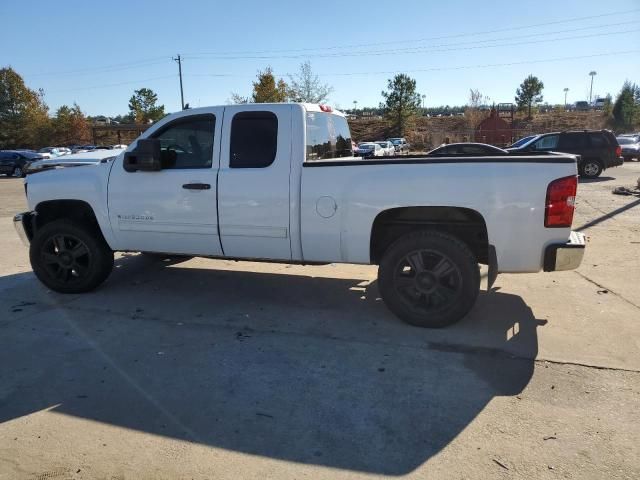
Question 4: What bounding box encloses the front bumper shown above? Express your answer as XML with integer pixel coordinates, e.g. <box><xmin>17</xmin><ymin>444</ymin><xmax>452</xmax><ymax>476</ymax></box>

<box><xmin>13</xmin><ymin>211</ymin><xmax>36</xmax><ymax>247</ymax></box>
<box><xmin>543</xmin><ymin>231</ymin><xmax>586</xmax><ymax>272</ymax></box>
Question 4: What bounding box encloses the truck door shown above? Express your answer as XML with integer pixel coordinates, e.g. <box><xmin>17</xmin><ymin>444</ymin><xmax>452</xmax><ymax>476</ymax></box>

<box><xmin>217</xmin><ymin>104</ymin><xmax>292</xmax><ymax>260</ymax></box>
<box><xmin>107</xmin><ymin>109</ymin><xmax>224</xmax><ymax>256</ymax></box>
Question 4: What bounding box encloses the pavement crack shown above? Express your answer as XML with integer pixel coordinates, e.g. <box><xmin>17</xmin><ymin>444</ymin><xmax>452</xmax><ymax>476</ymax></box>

<box><xmin>574</xmin><ymin>271</ymin><xmax>640</xmax><ymax>310</ymax></box>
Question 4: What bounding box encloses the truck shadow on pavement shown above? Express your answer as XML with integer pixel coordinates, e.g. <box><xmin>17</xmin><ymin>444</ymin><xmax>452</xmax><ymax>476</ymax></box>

<box><xmin>0</xmin><ymin>254</ymin><xmax>544</xmax><ymax>475</ymax></box>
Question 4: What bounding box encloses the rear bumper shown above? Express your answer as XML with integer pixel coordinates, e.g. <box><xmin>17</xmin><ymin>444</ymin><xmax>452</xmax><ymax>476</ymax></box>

<box><xmin>13</xmin><ymin>211</ymin><xmax>36</xmax><ymax>247</ymax></box>
<box><xmin>606</xmin><ymin>156</ymin><xmax>624</xmax><ymax>168</ymax></box>
<box><xmin>543</xmin><ymin>231</ymin><xmax>586</xmax><ymax>272</ymax></box>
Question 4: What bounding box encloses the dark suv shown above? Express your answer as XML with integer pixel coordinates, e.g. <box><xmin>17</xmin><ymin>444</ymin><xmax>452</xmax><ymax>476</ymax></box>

<box><xmin>506</xmin><ymin>130</ymin><xmax>623</xmax><ymax>178</ymax></box>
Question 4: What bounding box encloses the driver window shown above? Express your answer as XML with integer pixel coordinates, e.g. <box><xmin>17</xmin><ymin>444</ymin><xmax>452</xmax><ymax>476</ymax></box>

<box><xmin>533</xmin><ymin>135</ymin><xmax>559</xmax><ymax>150</ymax></box>
<box><xmin>152</xmin><ymin>115</ymin><xmax>216</xmax><ymax>169</ymax></box>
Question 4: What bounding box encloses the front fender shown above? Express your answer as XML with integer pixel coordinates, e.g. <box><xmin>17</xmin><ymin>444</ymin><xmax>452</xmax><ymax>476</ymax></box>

<box><xmin>26</xmin><ymin>163</ymin><xmax>116</xmax><ymax>248</ymax></box>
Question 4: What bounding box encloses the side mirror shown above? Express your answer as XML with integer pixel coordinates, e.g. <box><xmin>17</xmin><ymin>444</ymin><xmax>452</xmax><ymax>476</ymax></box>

<box><xmin>123</xmin><ymin>139</ymin><xmax>162</xmax><ymax>172</ymax></box>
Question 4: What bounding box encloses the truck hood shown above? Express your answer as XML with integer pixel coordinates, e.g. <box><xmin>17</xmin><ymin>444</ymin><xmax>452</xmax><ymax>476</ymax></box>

<box><xmin>25</xmin><ymin>157</ymin><xmax>115</xmax><ymax>212</ymax></box>
<box><xmin>26</xmin><ymin>149</ymin><xmax>124</xmax><ymax>174</ymax></box>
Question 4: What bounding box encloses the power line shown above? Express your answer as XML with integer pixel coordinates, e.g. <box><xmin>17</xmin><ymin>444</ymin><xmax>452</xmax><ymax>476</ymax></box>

<box><xmin>17</xmin><ymin>8</ymin><xmax>640</xmax><ymax>77</ymax></box>
<box><xmin>45</xmin><ymin>75</ymin><xmax>177</xmax><ymax>93</ymax></box>
<box><xmin>314</xmin><ymin>50</ymin><xmax>640</xmax><ymax>77</ymax></box>
<box><xmin>184</xmin><ymin>8</ymin><xmax>640</xmax><ymax>56</ymax></box>
<box><xmin>186</xmin><ymin>50</ymin><xmax>640</xmax><ymax>79</ymax></box>
<box><xmin>186</xmin><ymin>29</ymin><xmax>639</xmax><ymax>60</ymax></box>
<box><xmin>24</xmin><ymin>57</ymin><xmax>170</xmax><ymax>78</ymax></box>
<box><xmin>40</xmin><ymin>49</ymin><xmax>640</xmax><ymax>95</ymax></box>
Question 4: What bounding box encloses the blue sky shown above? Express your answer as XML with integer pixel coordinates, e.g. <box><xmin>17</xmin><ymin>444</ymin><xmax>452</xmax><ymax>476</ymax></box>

<box><xmin>2</xmin><ymin>0</ymin><xmax>639</xmax><ymax>116</ymax></box>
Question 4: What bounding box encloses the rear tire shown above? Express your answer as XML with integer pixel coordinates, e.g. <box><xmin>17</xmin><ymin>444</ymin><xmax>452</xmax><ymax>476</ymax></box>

<box><xmin>378</xmin><ymin>230</ymin><xmax>480</xmax><ymax>328</ymax></box>
<box><xmin>580</xmin><ymin>160</ymin><xmax>602</xmax><ymax>178</ymax></box>
<box><xmin>30</xmin><ymin>220</ymin><xmax>114</xmax><ymax>293</ymax></box>
<box><xmin>12</xmin><ymin>166</ymin><xmax>24</xmax><ymax>178</ymax></box>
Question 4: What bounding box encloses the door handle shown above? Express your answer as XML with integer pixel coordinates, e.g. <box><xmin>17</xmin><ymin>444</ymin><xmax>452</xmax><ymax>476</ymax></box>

<box><xmin>182</xmin><ymin>183</ymin><xmax>211</xmax><ymax>190</ymax></box>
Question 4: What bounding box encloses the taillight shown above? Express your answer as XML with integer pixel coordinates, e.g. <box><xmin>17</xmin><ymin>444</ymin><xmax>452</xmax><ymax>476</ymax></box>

<box><xmin>545</xmin><ymin>175</ymin><xmax>577</xmax><ymax>228</ymax></box>
<box><xmin>615</xmin><ymin>145</ymin><xmax>622</xmax><ymax>157</ymax></box>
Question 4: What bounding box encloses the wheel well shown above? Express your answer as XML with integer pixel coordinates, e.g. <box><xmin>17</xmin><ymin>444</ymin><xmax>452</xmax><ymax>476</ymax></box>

<box><xmin>370</xmin><ymin>207</ymin><xmax>489</xmax><ymax>264</ymax></box>
<box><xmin>34</xmin><ymin>200</ymin><xmax>105</xmax><ymax>240</ymax></box>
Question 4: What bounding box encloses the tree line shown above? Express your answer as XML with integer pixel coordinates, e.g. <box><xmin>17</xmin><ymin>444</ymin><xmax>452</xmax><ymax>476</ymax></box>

<box><xmin>2</xmin><ymin>63</ymin><xmax>639</xmax><ymax>150</ymax></box>
<box><xmin>0</xmin><ymin>67</ymin><xmax>167</xmax><ymax>149</ymax></box>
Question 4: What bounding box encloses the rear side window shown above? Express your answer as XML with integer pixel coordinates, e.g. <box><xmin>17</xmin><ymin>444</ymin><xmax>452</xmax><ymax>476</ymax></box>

<box><xmin>559</xmin><ymin>133</ymin><xmax>588</xmax><ymax>150</ymax></box>
<box><xmin>230</xmin><ymin>111</ymin><xmax>278</xmax><ymax>168</ymax></box>
<box><xmin>306</xmin><ymin>112</ymin><xmax>352</xmax><ymax>161</ymax></box>
<box><xmin>152</xmin><ymin>115</ymin><xmax>216</xmax><ymax>169</ymax></box>
<box><xmin>589</xmin><ymin>133</ymin><xmax>607</xmax><ymax>148</ymax></box>
<box><xmin>533</xmin><ymin>135</ymin><xmax>559</xmax><ymax>150</ymax></box>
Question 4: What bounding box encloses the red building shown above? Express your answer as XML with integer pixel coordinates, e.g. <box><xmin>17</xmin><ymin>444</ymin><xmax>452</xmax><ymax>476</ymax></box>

<box><xmin>475</xmin><ymin>108</ymin><xmax>513</xmax><ymax>146</ymax></box>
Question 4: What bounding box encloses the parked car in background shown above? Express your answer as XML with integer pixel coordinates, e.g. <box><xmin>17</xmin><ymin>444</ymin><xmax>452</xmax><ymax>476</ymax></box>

<box><xmin>509</xmin><ymin>135</ymin><xmax>536</xmax><ymax>148</ymax></box>
<box><xmin>0</xmin><ymin>150</ymin><xmax>44</xmax><ymax>177</ymax></box>
<box><xmin>72</xmin><ymin>145</ymin><xmax>93</xmax><ymax>154</ymax></box>
<box><xmin>593</xmin><ymin>98</ymin><xmax>607</xmax><ymax>110</ymax></box>
<box><xmin>506</xmin><ymin>130</ymin><xmax>623</xmax><ymax>178</ymax></box>
<box><xmin>388</xmin><ymin>137</ymin><xmax>410</xmax><ymax>154</ymax></box>
<box><xmin>574</xmin><ymin>101</ymin><xmax>590</xmax><ymax>112</ymax></box>
<box><xmin>427</xmin><ymin>143</ymin><xmax>508</xmax><ymax>156</ymax></box>
<box><xmin>26</xmin><ymin>149</ymin><xmax>125</xmax><ymax>174</ymax></box>
<box><xmin>357</xmin><ymin>142</ymin><xmax>384</xmax><ymax>158</ymax></box>
<box><xmin>617</xmin><ymin>136</ymin><xmax>640</xmax><ymax>161</ymax></box>
<box><xmin>37</xmin><ymin>147</ymin><xmax>69</xmax><ymax>158</ymax></box>
<box><xmin>375</xmin><ymin>141</ymin><xmax>396</xmax><ymax>156</ymax></box>
<box><xmin>111</xmin><ymin>144</ymin><xmax>128</xmax><ymax>149</ymax></box>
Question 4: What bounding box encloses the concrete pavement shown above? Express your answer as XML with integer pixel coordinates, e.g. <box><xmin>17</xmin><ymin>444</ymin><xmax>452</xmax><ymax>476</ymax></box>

<box><xmin>0</xmin><ymin>164</ymin><xmax>639</xmax><ymax>479</ymax></box>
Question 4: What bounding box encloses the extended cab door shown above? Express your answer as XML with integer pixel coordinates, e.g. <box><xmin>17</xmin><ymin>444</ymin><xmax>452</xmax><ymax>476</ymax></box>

<box><xmin>217</xmin><ymin>104</ymin><xmax>292</xmax><ymax>260</ymax></box>
<box><xmin>107</xmin><ymin>109</ymin><xmax>224</xmax><ymax>256</ymax></box>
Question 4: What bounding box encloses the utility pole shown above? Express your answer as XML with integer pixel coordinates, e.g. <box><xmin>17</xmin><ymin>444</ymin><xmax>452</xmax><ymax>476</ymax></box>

<box><xmin>421</xmin><ymin>94</ymin><xmax>426</xmax><ymax>110</ymax></box>
<box><xmin>563</xmin><ymin>87</ymin><xmax>569</xmax><ymax>109</ymax></box>
<box><xmin>588</xmin><ymin>71</ymin><xmax>597</xmax><ymax>105</ymax></box>
<box><xmin>173</xmin><ymin>54</ymin><xmax>185</xmax><ymax>110</ymax></box>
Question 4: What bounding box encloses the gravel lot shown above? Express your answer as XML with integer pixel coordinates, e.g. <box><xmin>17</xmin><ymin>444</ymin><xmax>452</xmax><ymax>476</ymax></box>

<box><xmin>1</xmin><ymin>163</ymin><xmax>639</xmax><ymax>479</ymax></box>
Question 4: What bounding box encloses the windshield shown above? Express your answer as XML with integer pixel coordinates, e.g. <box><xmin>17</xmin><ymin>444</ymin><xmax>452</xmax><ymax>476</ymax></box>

<box><xmin>510</xmin><ymin>136</ymin><xmax>534</xmax><ymax>148</ymax></box>
<box><xmin>389</xmin><ymin>139</ymin><xmax>401</xmax><ymax>144</ymax></box>
<box><xmin>512</xmin><ymin>135</ymin><xmax>540</xmax><ymax>149</ymax></box>
<box><xmin>359</xmin><ymin>144</ymin><xmax>375</xmax><ymax>149</ymax></box>
<box><xmin>305</xmin><ymin>112</ymin><xmax>353</xmax><ymax>160</ymax></box>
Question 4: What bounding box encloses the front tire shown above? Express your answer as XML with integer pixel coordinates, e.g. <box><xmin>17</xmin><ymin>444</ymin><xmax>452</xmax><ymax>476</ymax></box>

<box><xmin>378</xmin><ymin>230</ymin><xmax>480</xmax><ymax>328</ymax></box>
<box><xmin>30</xmin><ymin>220</ymin><xmax>114</xmax><ymax>293</ymax></box>
<box><xmin>580</xmin><ymin>160</ymin><xmax>602</xmax><ymax>178</ymax></box>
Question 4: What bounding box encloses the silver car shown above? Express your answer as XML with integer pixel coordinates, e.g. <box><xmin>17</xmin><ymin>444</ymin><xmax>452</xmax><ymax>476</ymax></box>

<box><xmin>617</xmin><ymin>136</ymin><xmax>640</xmax><ymax>161</ymax></box>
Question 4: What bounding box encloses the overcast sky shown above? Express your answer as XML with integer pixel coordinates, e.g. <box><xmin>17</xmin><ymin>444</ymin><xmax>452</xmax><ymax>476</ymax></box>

<box><xmin>3</xmin><ymin>0</ymin><xmax>639</xmax><ymax>116</ymax></box>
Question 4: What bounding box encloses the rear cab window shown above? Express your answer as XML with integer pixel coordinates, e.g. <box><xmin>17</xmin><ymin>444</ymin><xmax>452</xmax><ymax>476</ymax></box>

<box><xmin>305</xmin><ymin>111</ymin><xmax>353</xmax><ymax>161</ymax></box>
<box><xmin>230</xmin><ymin>111</ymin><xmax>278</xmax><ymax>168</ymax></box>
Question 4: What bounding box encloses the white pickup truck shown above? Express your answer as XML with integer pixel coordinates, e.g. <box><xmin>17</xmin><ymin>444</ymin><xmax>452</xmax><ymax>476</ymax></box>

<box><xmin>14</xmin><ymin>103</ymin><xmax>585</xmax><ymax>328</ymax></box>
